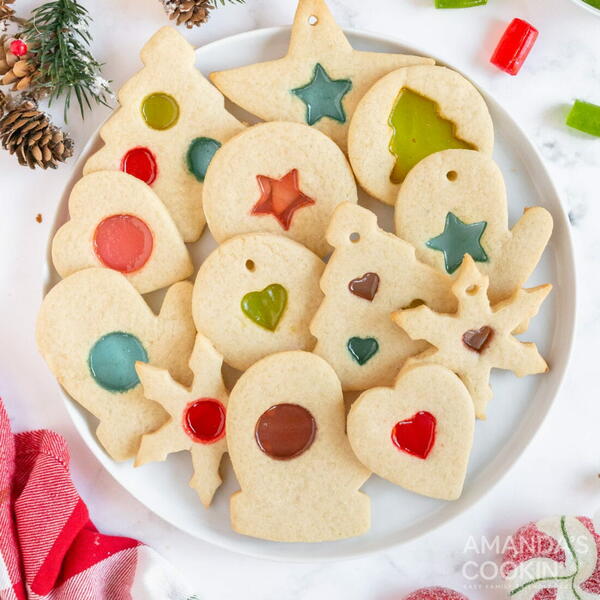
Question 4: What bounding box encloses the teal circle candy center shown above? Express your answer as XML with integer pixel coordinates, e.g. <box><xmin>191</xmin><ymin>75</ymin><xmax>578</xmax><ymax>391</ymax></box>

<box><xmin>88</xmin><ymin>331</ymin><xmax>148</xmax><ymax>393</ymax></box>
<box><xmin>186</xmin><ymin>137</ymin><xmax>221</xmax><ymax>182</ymax></box>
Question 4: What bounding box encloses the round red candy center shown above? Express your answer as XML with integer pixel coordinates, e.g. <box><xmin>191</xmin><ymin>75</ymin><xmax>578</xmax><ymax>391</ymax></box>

<box><xmin>10</xmin><ymin>39</ymin><xmax>28</xmax><ymax>57</ymax></box>
<box><xmin>391</xmin><ymin>411</ymin><xmax>436</xmax><ymax>460</ymax></box>
<box><xmin>183</xmin><ymin>399</ymin><xmax>226</xmax><ymax>444</ymax></box>
<box><xmin>93</xmin><ymin>214</ymin><xmax>153</xmax><ymax>274</ymax></box>
<box><xmin>120</xmin><ymin>147</ymin><xmax>158</xmax><ymax>185</ymax></box>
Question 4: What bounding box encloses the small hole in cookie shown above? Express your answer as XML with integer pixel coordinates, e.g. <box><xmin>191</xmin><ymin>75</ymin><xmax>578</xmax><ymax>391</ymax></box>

<box><xmin>349</xmin><ymin>232</ymin><xmax>360</xmax><ymax>243</ymax></box>
<box><xmin>446</xmin><ymin>170</ymin><xmax>458</xmax><ymax>182</ymax></box>
<box><xmin>308</xmin><ymin>15</ymin><xmax>318</xmax><ymax>25</ymax></box>
<box><xmin>245</xmin><ymin>259</ymin><xmax>256</xmax><ymax>272</ymax></box>
<box><xmin>466</xmin><ymin>285</ymin><xmax>479</xmax><ymax>296</ymax></box>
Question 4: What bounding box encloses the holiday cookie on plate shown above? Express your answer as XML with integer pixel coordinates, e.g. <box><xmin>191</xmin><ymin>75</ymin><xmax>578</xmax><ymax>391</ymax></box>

<box><xmin>348</xmin><ymin>65</ymin><xmax>494</xmax><ymax>204</ymax></box>
<box><xmin>202</xmin><ymin>121</ymin><xmax>357</xmax><ymax>257</ymax></box>
<box><xmin>52</xmin><ymin>171</ymin><xmax>193</xmax><ymax>294</ymax></box>
<box><xmin>210</xmin><ymin>0</ymin><xmax>434</xmax><ymax>151</ymax></box>
<box><xmin>84</xmin><ymin>26</ymin><xmax>245</xmax><ymax>242</ymax></box>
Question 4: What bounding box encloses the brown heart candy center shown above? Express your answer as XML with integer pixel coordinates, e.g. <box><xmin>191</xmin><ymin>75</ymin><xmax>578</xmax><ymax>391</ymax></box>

<box><xmin>348</xmin><ymin>272</ymin><xmax>380</xmax><ymax>301</ymax></box>
<box><xmin>462</xmin><ymin>326</ymin><xmax>494</xmax><ymax>353</ymax></box>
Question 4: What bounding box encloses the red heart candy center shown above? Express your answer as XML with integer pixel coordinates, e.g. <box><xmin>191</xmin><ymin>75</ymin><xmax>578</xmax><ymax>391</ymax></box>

<box><xmin>391</xmin><ymin>411</ymin><xmax>437</xmax><ymax>459</ymax></box>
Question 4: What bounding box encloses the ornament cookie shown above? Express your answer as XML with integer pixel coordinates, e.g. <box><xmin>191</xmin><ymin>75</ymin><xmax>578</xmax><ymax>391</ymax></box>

<box><xmin>393</xmin><ymin>255</ymin><xmax>550</xmax><ymax>419</ymax></box>
<box><xmin>84</xmin><ymin>27</ymin><xmax>245</xmax><ymax>242</ymax></box>
<box><xmin>347</xmin><ymin>364</ymin><xmax>474</xmax><ymax>501</ymax></box>
<box><xmin>203</xmin><ymin>121</ymin><xmax>357</xmax><ymax>257</ymax></box>
<box><xmin>348</xmin><ymin>65</ymin><xmax>494</xmax><ymax>205</ymax></box>
<box><xmin>395</xmin><ymin>149</ymin><xmax>553</xmax><ymax>304</ymax></box>
<box><xmin>227</xmin><ymin>351</ymin><xmax>370</xmax><ymax>542</ymax></box>
<box><xmin>502</xmin><ymin>516</ymin><xmax>600</xmax><ymax>599</ymax></box>
<box><xmin>310</xmin><ymin>203</ymin><xmax>455</xmax><ymax>391</ymax></box>
<box><xmin>52</xmin><ymin>171</ymin><xmax>193</xmax><ymax>294</ymax></box>
<box><xmin>210</xmin><ymin>0</ymin><xmax>433</xmax><ymax>151</ymax></box>
<box><xmin>135</xmin><ymin>334</ymin><xmax>227</xmax><ymax>507</ymax></box>
<box><xmin>36</xmin><ymin>268</ymin><xmax>195</xmax><ymax>461</ymax></box>
<box><xmin>193</xmin><ymin>233</ymin><xmax>324</xmax><ymax>371</ymax></box>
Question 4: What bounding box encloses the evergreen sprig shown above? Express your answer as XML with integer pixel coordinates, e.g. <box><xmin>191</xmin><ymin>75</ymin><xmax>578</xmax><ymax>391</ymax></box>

<box><xmin>22</xmin><ymin>0</ymin><xmax>112</xmax><ymax>121</ymax></box>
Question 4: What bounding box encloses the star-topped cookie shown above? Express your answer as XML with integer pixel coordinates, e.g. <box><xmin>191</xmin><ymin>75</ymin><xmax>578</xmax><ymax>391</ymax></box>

<box><xmin>209</xmin><ymin>0</ymin><xmax>433</xmax><ymax>151</ymax></box>
<box><xmin>393</xmin><ymin>255</ymin><xmax>551</xmax><ymax>419</ymax></box>
<box><xmin>135</xmin><ymin>334</ymin><xmax>228</xmax><ymax>507</ymax></box>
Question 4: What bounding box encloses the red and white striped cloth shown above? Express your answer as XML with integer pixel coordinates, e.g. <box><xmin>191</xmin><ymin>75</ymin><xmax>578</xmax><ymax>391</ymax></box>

<box><xmin>0</xmin><ymin>400</ymin><xmax>197</xmax><ymax>600</ymax></box>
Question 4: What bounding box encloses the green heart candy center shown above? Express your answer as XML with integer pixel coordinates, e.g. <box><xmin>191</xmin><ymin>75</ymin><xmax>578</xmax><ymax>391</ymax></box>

<box><xmin>347</xmin><ymin>336</ymin><xmax>379</xmax><ymax>366</ymax></box>
<box><xmin>241</xmin><ymin>284</ymin><xmax>288</xmax><ymax>332</ymax></box>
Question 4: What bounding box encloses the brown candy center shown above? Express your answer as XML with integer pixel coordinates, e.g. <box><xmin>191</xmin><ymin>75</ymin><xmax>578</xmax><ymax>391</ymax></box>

<box><xmin>462</xmin><ymin>326</ymin><xmax>494</xmax><ymax>353</ymax></box>
<box><xmin>255</xmin><ymin>403</ymin><xmax>317</xmax><ymax>460</ymax></box>
<box><xmin>348</xmin><ymin>272</ymin><xmax>380</xmax><ymax>301</ymax></box>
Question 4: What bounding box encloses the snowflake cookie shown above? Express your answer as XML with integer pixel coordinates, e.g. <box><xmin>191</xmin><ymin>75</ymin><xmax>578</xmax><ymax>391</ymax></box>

<box><xmin>393</xmin><ymin>255</ymin><xmax>551</xmax><ymax>419</ymax></box>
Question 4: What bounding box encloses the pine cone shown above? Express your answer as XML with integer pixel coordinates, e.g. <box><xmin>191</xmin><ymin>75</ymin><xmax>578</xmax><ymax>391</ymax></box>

<box><xmin>0</xmin><ymin>0</ymin><xmax>15</xmax><ymax>22</ymax></box>
<box><xmin>0</xmin><ymin>36</ymin><xmax>40</xmax><ymax>92</ymax></box>
<box><xmin>0</xmin><ymin>99</ymin><xmax>74</xmax><ymax>169</ymax></box>
<box><xmin>162</xmin><ymin>0</ymin><xmax>212</xmax><ymax>28</ymax></box>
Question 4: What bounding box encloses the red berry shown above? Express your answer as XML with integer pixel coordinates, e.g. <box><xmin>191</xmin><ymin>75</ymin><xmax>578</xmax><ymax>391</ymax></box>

<box><xmin>9</xmin><ymin>39</ymin><xmax>28</xmax><ymax>57</ymax></box>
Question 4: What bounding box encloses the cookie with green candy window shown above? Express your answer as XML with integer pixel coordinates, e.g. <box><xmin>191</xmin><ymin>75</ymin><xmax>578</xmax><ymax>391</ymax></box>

<box><xmin>395</xmin><ymin>149</ymin><xmax>553</xmax><ymax>307</ymax></box>
<box><xmin>84</xmin><ymin>26</ymin><xmax>245</xmax><ymax>242</ymax></box>
<box><xmin>36</xmin><ymin>268</ymin><xmax>195</xmax><ymax>461</ymax></box>
<box><xmin>209</xmin><ymin>0</ymin><xmax>433</xmax><ymax>151</ymax></box>
<box><xmin>348</xmin><ymin>65</ymin><xmax>494</xmax><ymax>205</ymax></box>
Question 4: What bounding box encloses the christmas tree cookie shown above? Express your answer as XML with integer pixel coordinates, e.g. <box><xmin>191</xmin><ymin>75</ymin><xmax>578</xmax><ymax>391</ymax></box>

<box><xmin>227</xmin><ymin>351</ymin><xmax>370</xmax><ymax>542</ymax></box>
<box><xmin>36</xmin><ymin>268</ymin><xmax>195</xmax><ymax>461</ymax></box>
<box><xmin>348</xmin><ymin>65</ymin><xmax>494</xmax><ymax>205</ymax></box>
<box><xmin>393</xmin><ymin>256</ymin><xmax>551</xmax><ymax>419</ymax></box>
<box><xmin>310</xmin><ymin>203</ymin><xmax>455</xmax><ymax>392</ymax></box>
<box><xmin>209</xmin><ymin>0</ymin><xmax>433</xmax><ymax>151</ymax></box>
<box><xmin>193</xmin><ymin>233</ymin><xmax>324</xmax><ymax>371</ymax></box>
<box><xmin>395</xmin><ymin>149</ymin><xmax>553</xmax><ymax>305</ymax></box>
<box><xmin>135</xmin><ymin>334</ymin><xmax>228</xmax><ymax>507</ymax></box>
<box><xmin>203</xmin><ymin>122</ymin><xmax>357</xmax><ymax>257</ymax></box>
<box><xmin>347</xmin><ymin>364</ymin><xmax>475</xmax><ymax>501</ymax></box>
<box><xmin>84</xmin><ymin>27</ymin><xmax>245</xmax><ymax>242</ymax></box>
<box><xmin>52</xmin><ymin>171</ymin><xmax>193</xmax><ymax>294</ymax></box>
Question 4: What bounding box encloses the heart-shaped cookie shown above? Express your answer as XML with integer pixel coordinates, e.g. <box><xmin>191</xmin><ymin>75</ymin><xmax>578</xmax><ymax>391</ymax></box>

<box><xmin>241</xmin><ymin>283</ymin><xmax>287</xmax><ymax>331</ymax></box>
<box><xmin>347</xmin><ymin>363</ymin><xmax>475</xmax><ymax>500</ymax></box>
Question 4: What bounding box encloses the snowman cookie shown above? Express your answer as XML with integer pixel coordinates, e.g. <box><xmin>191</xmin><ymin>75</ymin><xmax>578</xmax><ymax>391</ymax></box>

<box><xmin>193</xmin><ymin>233</ymin><xmax>324</xmax><ymax>371</ymax></box>
<box><xmin>393</xmin><ymin>256</ymin><xmax>551</xmax><ymax>419</ymax></box>
<box><xmin>310</xmin><ymin>203</ymin><xmax>455</xmax><ymax>391</ymax></box>
<box><xmin>135</xmin><ymin>334</ymin><xmax>228</xmax><ymax>507</ymax></box>
<box><xmin>395</xmin><ymin>150</ymin><xmax>553</xmax><ymax>305</ymax></box>
<box><xmin>36</xmin><ymin>268</ymin><xmax>195</xmax><ymax>461</ymax></box>
<box><xmin>210</xmin><ymin>0</ymin><xmax>433</xmax><ymax>152</ymax></box>
<box><xmin>52</xmin><ymin>171</ymin><xmax>193</xmax><ymax>294</ymax></box>
<box><xmin>227</xmin><ymin>351</ymin><xmax>370</xmax><ymax>542</ymax></box>
<box><xmin>84</xmin><ymin>27</ymin><xmax>245</xmax><ymax>242</ymax></box>
<box><xmin>348</xmin><ymin>65</ymin><xmax>494</xmax><ymax>205</ymax></box>
<box><xmin>347</xmin><ymin>363</ymin><xmax>474</xmax><ymax>501</ymax></box>
<box><xmin>202</xmin><ymin>121</ymin><xmax>357</xmax><ymax>257</ymax></box>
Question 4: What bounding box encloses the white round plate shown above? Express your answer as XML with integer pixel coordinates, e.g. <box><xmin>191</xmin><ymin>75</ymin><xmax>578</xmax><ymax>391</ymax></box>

<box><xmin>46</xmin><ymin>27</ymin><xmax>576</xmax><ymax>561</ymax></box>
<box><xmin>570</xmin><ymin>0</ymin><xmax>600</xmax><ymax>16</ymax></box>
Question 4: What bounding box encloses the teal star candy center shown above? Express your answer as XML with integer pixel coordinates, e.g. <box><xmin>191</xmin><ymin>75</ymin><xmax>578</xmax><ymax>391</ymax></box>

<box><xmin>426</xmin><ymin>212</ymin><xmax>488</xmax><ymax>274</ymax></box>
<box><xmin>291</xmin><ymin>63</ymin><xmax>352</xmax><ymax>126</ymax></box>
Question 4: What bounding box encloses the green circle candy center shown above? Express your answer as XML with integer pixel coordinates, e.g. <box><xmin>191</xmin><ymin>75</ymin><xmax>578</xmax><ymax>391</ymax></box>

<box><xmin>141</xmin><ymin>93</ymin><xmax>180</xmax><ymax>130</ymax></box>
<box><xmin>187</xmin><ymin>137</ymin><xmax>221</xmax><ymax>182</ymax></box>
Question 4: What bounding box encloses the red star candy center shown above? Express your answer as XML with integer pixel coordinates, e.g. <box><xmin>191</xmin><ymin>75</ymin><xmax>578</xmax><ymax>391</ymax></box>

<box><xmin>251</xmin><ymin>169</ymin><xmax>316</xmax><ymax>231</ymax></box>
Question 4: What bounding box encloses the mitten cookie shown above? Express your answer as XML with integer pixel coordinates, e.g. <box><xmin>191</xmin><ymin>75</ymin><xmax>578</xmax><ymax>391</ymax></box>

<box><xmin>202</xmin><ymin>121</ymin><xmax>357</xmax><ymax>257</ymax></box>
<box><xmin>210</xmin><ymin>0</ymin><xmax>433</xmax><ymax>151</ymax></box>
<box><xmin>36</xmin><ymin>268</ymin><xmax>195</xmax><ymax>461</ymax></box>
<box><xmin>84</xmin><ymin>27</ymin><xmax>245</xmax><ymax>242</ymax></box>
<box><xmin>502</xmin><ymin>516</ymin><xmax>600</xmax><ymax>599</ymax></box>
<box><xmin>193</xmin><ymin>233</ymin><xmax>324</xmax><ymax>371</ymax></box>
<box><xmin>227</xmin><ymin>351</ymin><xmax>370</xmax><ymax>542</ymax></box>
<box><xmin>310</xmin><ymin>203</ymin><xmax>455</xmax><ymax>391</ymax></box>
<box><xmin>52</xmin><ymin>171</ymin><xmax>193</xmax><ymax>294</ymax></box>
<box><xmin>135</xmin><ymin>334</ymin><xmax>227</xmax><ymax>507</ymax></box>
<box><xmin>348</xmin><ymin>66</ymin><xmax>493</xmax><ymax>205</ymax></box>
<box><xmin>393</xmin><ymin>256</ymin><xmax>550</xmax><ymax>419</ymax></box>
<box><xmin>395</xmin><ymin>149</ymin><xmax>553</xmax><ymax>304</ymax></box>
<box><xmin>347</xmin><ymin>364</ymin><xmax>474</xmax><ymax>500</ymax></box>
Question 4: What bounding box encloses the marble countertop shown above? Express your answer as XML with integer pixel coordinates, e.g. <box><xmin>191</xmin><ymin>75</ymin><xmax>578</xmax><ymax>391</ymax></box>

<box><xmin>2</xmin><ymin>0</ymin><xmax>600</xmax><ymax>597</ymax></box>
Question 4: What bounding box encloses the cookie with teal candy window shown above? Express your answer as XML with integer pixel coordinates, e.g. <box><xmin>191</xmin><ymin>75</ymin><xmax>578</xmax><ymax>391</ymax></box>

<box><xmin>210</xmin><ymin>0</ymin><xmax>433</xmax><ymax>151</ymax></box>
<box><xmin>84</xmin><ymin>27</ymin><xmax>245</xmax><ymax>242</ymax></box>
<box><xmin>310</xmin><ymin>202</ymin><xmax>456</xmax><ymax>392</ymax></box>
<box><xmin>395</xmin><ymin>149</ymin><xmax>553</xmax><ymax>306</ymax></box>
<box><xmin>36</xmin><ymin>268</ymin><xmax>195</xmax><ymax>461</ymax></box>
